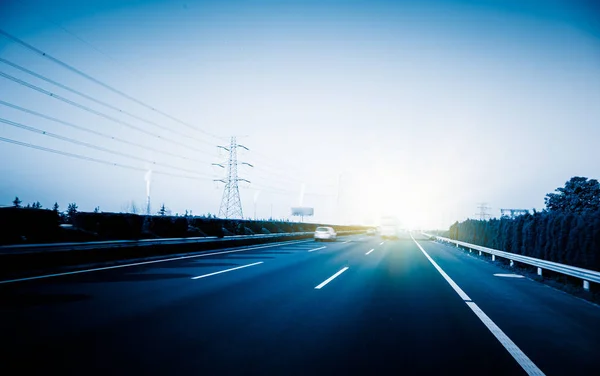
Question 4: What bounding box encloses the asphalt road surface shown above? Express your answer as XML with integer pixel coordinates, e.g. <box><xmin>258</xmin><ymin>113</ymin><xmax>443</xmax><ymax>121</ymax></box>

<box><xmin>1</xmin><ymin>233</ymin><xmax>599</xmax><ymax>375</ymax></box>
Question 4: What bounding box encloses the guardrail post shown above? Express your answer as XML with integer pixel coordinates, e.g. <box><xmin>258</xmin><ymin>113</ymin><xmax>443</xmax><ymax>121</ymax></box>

<box><xmin>428</xmin><ymin>237</ymin><xmax>600</xmax><ymax>289</ymax></box>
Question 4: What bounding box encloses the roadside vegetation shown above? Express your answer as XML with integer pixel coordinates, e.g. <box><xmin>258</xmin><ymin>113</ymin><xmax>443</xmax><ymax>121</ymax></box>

<box><xmin>0</xmin><ymin>199</ymin><xmax>366</xmax><ymax>245</ymax></box>
<box><xmin>447</xmin><ymin>177</ymin><xmax>600</xmax><ymax>272</ymax></box>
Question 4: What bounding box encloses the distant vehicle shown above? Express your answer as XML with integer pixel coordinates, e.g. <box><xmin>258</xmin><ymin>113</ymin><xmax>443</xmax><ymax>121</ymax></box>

<box><xmin>379</xmin><ymin>216</ymin><xmax>400</xmax><ymax>239</ymax></box>
<box><xmin>366</xmin><ymin>228</ymin><xmax>376</xmax><ymax>236</ymax></box>
<box><xmin>314</xmin><ymin>226</ymin><xmax>337</xmax><ymax>242</ymax></box>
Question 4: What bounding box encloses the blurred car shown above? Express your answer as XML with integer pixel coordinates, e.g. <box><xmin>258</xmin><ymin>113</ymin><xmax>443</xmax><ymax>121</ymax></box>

<box><xmin>314</xmin><ymin>226</ymin><xmax>337</xmax><ymax>242</ymax></box>
<box><xmin>366</xmin><ymin>228</ymin><xmax>376</xmax><ymax>236</ymax></box>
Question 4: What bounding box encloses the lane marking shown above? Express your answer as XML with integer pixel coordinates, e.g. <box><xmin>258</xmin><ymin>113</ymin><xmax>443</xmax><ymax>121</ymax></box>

<box><xmin>411</xmin><ymin>236</ymin><xmax>545</xmax><ymax>376</ymax></box>
<box><xmin>342</xmin><ymin>240</ymin><xmax>351</xmax><ymax>244</ymax></box>
<box><xmin>412</xmin><ymin>238</ymin><xmax>471</xmax><ymax>301</ymax></box>
<box><xmin>0</xmin><ymin>239</ymin><xmax>311</xmax><ymax>285</ymax></box>
<box><xmin>365</xmin><ymin>249</ymin><xmax>375</xmax><ymax>255</ymax></box>
<box><xmin>315</xmin><ymin>267</ymin><xmax>349</xmax><ymax>289</ymax></box>
<box><xmin>308</xmin><ymin>246</ymin><xmax>327</xmax><ymax>253</ymax></box>
<box><xmin>466</xmin><ymin>302</ymin><xmax>544</xmax><ymax>375</ymax></box>
<box><xmin>379</xmin><ymin>241</ymin><xmax>385</xmax><ymax>245</ymax></box>
<box><xmin>494</xmin><ymin>274</ymin><xmax>525</xmax><ymax>278</ymax></box>
<box><xmin>191</xmin><ymin>261</ymin><xmax>263</xmax><ymax>280</ymax></box>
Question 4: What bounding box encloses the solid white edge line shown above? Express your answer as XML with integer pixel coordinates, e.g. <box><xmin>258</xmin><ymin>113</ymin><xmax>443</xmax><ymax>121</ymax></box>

<box><xmin>411</xmin><ymin>235</ymin><xmax>545</xmax><ymax>376</ymax></box>
<box><xmin>315</xmin><ymin>267</ymin><xmax>349</xmax><ymax>289</ymax></box>
<box><xmin>365</xmin><ymin>249</ymin><xmax>375</xmax><ymax>255</ymax></box>
<box><xmin>412</xmin><ymin>239</ymin><xmax>471</xmax><ymax>301</ymax></box>
<box><xmin>308</xmin><ymin>246</ymin><xmax>327</xmax><ymax>252</ymax></box>
<box><xmin>0</xmin><ymin>239</ymin><xmax>311</xmax><ymax>285</ymax></box>
<box><xmin>191</xmin><ymin>261</ymin><xmax>263</xmax><ymax>280</ymax></box>
<box><xmin>466</xmin><ymin>302</ymin><xmax>545</xmax><ymax>376</ymax></box>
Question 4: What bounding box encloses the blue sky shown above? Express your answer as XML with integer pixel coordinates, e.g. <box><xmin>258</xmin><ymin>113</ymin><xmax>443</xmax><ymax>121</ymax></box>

<box><xmin>1</xmin><ymin>0</ymin><xmax>599</xmax><ymax>228</ymax></box>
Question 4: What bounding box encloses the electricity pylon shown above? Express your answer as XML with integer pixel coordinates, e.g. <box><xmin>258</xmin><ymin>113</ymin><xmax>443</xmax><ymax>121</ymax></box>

<box><xmin>214</xmin><ymin>136</ymin><xmax>252</xmax><ymax>219</ymax></box>
<box><xmin>475</xmin><ymin>202</ymin><xmax>491</xmax><ymax>220</ymax></box>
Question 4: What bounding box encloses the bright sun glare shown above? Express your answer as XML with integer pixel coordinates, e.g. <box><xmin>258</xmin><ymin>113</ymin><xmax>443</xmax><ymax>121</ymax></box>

<box><xmin>347</xmin><ymin>166</ymin><xmax>434</xmax><ymax>229</ymax></box>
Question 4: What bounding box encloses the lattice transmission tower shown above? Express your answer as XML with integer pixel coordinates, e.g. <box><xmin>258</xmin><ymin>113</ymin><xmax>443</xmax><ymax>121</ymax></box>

<box><xmin>475</xmin><ymin>202</ymin><xmax>491</xmax><ymax>220</ymax></box>
<box><xmin>214</xmin><ymin>137</ymin><xmax>252</xmax><ymax>219</ymax></box>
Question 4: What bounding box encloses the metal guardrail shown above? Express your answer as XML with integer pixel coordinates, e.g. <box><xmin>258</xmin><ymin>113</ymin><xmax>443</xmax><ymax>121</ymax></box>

<box><xmin>0</xmin><ymin>230</ymin><xmax>361</xmax><ymax>254</ymax></box>
<box><xmin>422</xmin><ymin>233</ymin><xmax>600</xmax><ymax>291</ymax></box>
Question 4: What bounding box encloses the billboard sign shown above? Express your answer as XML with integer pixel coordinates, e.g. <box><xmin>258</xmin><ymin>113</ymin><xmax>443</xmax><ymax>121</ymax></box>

<box><xmin>291</xmin><ymin>207</ymin><xmax>314</xmax><ymax>216</ymax></box>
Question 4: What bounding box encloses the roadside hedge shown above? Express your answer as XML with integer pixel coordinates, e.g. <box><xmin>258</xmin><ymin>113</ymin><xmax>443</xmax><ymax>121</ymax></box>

<box><xmin>0</xmin><ymin>208</ymin><xmax>59</xmax><ymax>245</ymax></box>
<box><xmin>0</xmin><ymin>209</ymin><xmax>368</xmax><ymax>245</ymax></box>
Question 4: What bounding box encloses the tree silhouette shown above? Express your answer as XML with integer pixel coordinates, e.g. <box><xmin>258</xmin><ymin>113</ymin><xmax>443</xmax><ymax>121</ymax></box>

<box><xmin>52</xmin><ymin>202</ymin><xmax>59</xmax><ymax>212</ymax></box>
<box><xmin>545</xmin><ymin>176</ymin><xmax>600</xmax><ymax>213</ymax></box>
<box><xmin>67</xmin><ymin>203</ymin><xmax>78</xmax><ymax>223</ymax></box>
<box><xmin>159</xmin><ymin>204</ymin><xmax>166</xmax><ymax>216</ymax></box>
<box><xmin>12</xmin><ymin>196</ymin><xmax>21</xmax><ymax>208</ymax></box>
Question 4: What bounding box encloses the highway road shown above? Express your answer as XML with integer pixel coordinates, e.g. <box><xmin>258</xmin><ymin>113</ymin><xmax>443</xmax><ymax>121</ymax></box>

<box><xmin>1</xmin><ymin>233</ymin><xmax>599</xmax><ymax>375</ymax></box>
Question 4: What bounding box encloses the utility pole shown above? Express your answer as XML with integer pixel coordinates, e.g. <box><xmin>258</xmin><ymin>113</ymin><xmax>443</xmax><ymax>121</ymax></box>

<box><xmin>213</xmin><ymin>136</ymin><xmax>253</xmax><ymax>219</ymax></box>
<box><xmin>336</xmin><ymin>173</ymin><xmax>343</xmax><ymax>224</ymax></box>
<box><xmin>475</xmin><ymin>202</ymin><xmax>491</xmax><ymax>220</ymax></box>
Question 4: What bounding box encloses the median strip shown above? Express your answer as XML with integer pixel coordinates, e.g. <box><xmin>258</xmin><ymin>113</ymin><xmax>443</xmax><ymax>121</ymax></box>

<box><xmin>308</xmin><ymin>246</ymin><xmax>327</xmax><ymax>253</ymax></box>
<box><xmin>365</xmin><ymin>249</ymin><xmax>375</xmax><ymax>255</ymax></box>
<box><xmin>315</xmin><ymin>267</ymin><xmax>349</xmax><ymax>289</ymax></box>
<box><xmin>191</xmin><ymin>262</ymin><xmax>263</xmax><ymax>280</ymax></box>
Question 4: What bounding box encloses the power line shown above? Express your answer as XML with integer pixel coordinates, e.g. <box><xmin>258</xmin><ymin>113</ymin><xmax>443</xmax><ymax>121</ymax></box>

<box><xmin>251</xmin><ymin>167</ymin><xmax>308</xmax><ymax>186</ymax></box>
<box><xmin>250</xmin><ymin>157</ymin><xmax>334</xmax><ymax>188</ymax></box>
<box><xmin>0</xmin><ymin>100</ymin><xmax>210</xmax><ymax>164</ymax></box>
<box><xmin>0</xmin><ymin>29</ymin><xmax>332</xmax><ymax>185</ymax></box>
<box><xmin>251</xmin><ymin>154</ymin><xmax>306</xmax><ymax>181</ymax></box>
<box><xmin>0</xmin><ymin>117</ymin><xmax>214</xmax><ymax>178</ymax></box>
<box><xmin>0</xmin><ymin>71</ymin><xmax>217</xmax><ymax>157</ymax></box>
<box><xmin>249</xmin><ymin>173</ymin><xmax>334</xmax><ymax>196</ymax></box>
<box><xmin>44</xmin><ymin>19</ymin><xmax>142</xmax><ymax>79</ymax></box>
<box><xmin>0</xmin><ymin>28</ymin><xmax>223</xmax><ymax>141</ymax></box>
<box><xmin>249</xmin><ymin>157</ymin><xmax>337</xmax><ymax>189</ymax></box>
<box><xmin>0</xmin><ymin>136</ymin><xmax>210</xmax><ymax>181</ymax></box>
<box><xmin>252</xmin><ymin>164</ymin><xmax>305</xmax><ymax>183</ymax></box>
<box><xmin>0</xmin><ymin>57</ymin><xmax>215</xmax><ymax>148</ymax></box>
<box><xmin>250</xmin><ymin>149</ymin><xmax>317</xmax><ymax>177</ymax></box>
<box><xmin>0</xmin><ymin>28</ymin><xmax>337</xmax><ymax>196</ymax></box>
